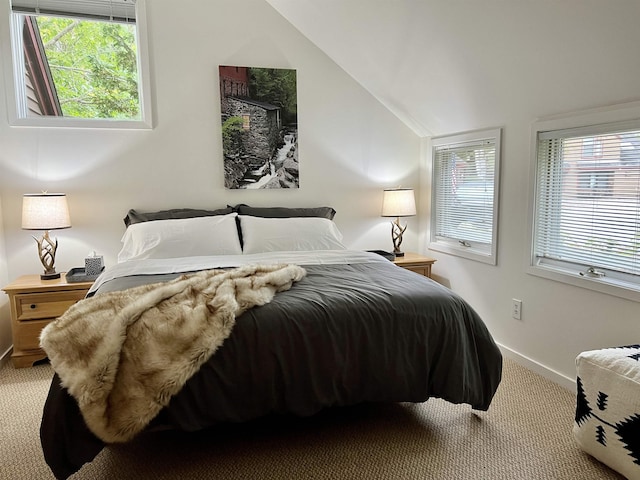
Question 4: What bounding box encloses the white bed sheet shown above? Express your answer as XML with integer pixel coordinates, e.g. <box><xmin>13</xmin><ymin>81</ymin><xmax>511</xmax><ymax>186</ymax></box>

<box><xmin>89</xmin><ymin>250</ymin><xmax>389</xmax><ymax>295</ymax></box>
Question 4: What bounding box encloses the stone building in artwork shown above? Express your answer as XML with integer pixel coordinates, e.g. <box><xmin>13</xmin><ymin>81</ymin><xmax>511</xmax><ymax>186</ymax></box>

<box><xmin>219</xmin><ymin>65</ymin><xmax>249</xmax><ymax>113</ymax></box>
<box><xmin>219</xmin><ymin>65</ymin><xmax>283</xmax><ymax>188</ymax></box>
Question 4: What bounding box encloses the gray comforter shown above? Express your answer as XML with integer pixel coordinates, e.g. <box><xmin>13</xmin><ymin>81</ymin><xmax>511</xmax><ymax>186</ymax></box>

<box><xmin>41</xmin><ymin>253</ymin><xmax>502</xmax><ymax>479</ymax></box>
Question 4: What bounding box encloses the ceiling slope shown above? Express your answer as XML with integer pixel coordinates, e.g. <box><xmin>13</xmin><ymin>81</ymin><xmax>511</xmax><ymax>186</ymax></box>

<box><xmin>265</xmin><ymin>0</ymin><xmax>640</xmax><ymax>137</ymax></box>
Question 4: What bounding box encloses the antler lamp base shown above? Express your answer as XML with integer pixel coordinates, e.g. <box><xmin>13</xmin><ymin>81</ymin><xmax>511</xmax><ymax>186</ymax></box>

<box><xmin>390</xmin><ymin>217</ymin><xmax>407</xmax><ymax>257</ymax></box>
<box><xmin>34</xmin><ymin>230</ymin><xmax>61</xmax><ymax>280</ymax></box>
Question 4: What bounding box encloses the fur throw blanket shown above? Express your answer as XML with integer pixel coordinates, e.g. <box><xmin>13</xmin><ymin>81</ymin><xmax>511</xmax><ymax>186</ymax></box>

<box><xmin>40</xmin><ymin>263</ymin><xmax>306</xmax><ymax>443</ymax></box>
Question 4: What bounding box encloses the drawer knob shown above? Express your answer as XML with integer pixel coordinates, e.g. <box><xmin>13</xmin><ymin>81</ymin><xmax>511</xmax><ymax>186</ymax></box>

<box><xmin>30</xmin><ymin>304</ymin><xmax>37</xmax><ymax>309</ymax></box>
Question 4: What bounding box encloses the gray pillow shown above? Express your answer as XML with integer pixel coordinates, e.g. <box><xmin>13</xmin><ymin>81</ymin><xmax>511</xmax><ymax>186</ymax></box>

<box><xmin>123</xmin><ymin>207</ymin><xmax>233</xmax><ymax>227</ymax></box>
<box><xmin>230</xmin><ymin>204</ymin><xmax>336</xmax><ymax>220</ymax></box>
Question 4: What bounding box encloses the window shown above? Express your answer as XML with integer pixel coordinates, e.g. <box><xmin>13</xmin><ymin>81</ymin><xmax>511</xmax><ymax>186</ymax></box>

<box><xmin>577</xmin><ymin>170</ymin><xmax>613</xmax><ymax>198</ymax></box>
<box><xmin>582</xmin><ymin>137</ymin><xmax>603</xmax><ymax>158</ymax></box>
<box><xmin>530</xmin><ymin>117</ymin><xmax>640</xmax><ymax>300</ymax></box>
<box><xmin>430</xmin><ymin>128</ymin><xmax>501</xmax><ymax>265</ymax></box>
<box><xmin>5</xmin><ymin>0</ymin><xmax>152</xmax><ymax>128</ymax></box>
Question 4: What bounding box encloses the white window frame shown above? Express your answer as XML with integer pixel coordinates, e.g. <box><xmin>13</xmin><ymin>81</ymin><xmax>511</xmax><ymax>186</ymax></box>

<box><xmin>526</xmin><ymin>101</ymin><xmax>640</xmax><ymax>302</ymax></box>
<box><xmin>1</xmin><ymin>0</ymin><xmax>153</xmax><ymax>129</ymax></box>
<box><xmin>429</xmin><ymin>127</ymin><xmax>502</xmax><ymax>265</ymax></box>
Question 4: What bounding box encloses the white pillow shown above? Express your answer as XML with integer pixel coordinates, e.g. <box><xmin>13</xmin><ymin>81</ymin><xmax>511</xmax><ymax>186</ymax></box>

<box><xmin>239</xmin><ymin>215</ymin><xmax>346</xmax><ymax>254</ymax></box>
<box><xmin>118</xmin><ymin>213</ymin><xmax>242</xmax><ymax>262</ymax></box>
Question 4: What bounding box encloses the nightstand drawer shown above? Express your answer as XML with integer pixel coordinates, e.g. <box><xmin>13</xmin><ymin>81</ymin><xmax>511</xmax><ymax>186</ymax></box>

<box><xmin>403</xmin><ymin>265</ymin><xmax>430</xmax><ymax>277</ymax></box>
<box><xmin>14</xmin><ymin>291</ymin><xmax>86</xmax><ymax>321</ymax></box>
<box><xmin>393</xmin><ymin>252</ymin><xmax>436</xmax><ymax>279</ymax></box>
<box><xmin>14</xmin><ymin>319</ymin><xmax>51</xmax><ymax>351</ymax></box>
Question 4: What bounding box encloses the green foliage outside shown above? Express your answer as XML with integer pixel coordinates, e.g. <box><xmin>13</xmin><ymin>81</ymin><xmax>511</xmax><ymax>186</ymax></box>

<box><xmin>34</xmin><ymin>15</ymin><xmax>140</xmax><ymax>119</ymax></box>
<box><xmin>248</xmin><ymin>68</ymin><xmax>297</xmax><ymax>125</ymax></box>
<box><xmin>222</xmin><ymin>116</ymin><xmax>245</xmax><ymax>157</ymax></box>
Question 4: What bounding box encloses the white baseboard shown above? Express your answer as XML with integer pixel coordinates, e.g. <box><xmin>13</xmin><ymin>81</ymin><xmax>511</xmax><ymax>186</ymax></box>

<box><xmin>497</xmin><ymin>343</ymin><xmax>576</xmax><ymax>392</ymax></box>
<box><xmin>0</xmin><ymin>346</ymin><xmax>12</xmax><ymax>369</ymax></box>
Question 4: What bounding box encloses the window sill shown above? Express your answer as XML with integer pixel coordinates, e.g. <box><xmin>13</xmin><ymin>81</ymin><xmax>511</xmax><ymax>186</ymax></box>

<box><xmin>428</xmin><ymin>239</ymin><xmax>497</xmax><ymax>266</ymax></box>
<box><xmin>9</xmin><ymin>116</ymin><xmax>153</xmax><ymax>130</ymax></box>
<box><xmin>526</xmin><ymin>263</ymin><xmax>640</xmax><ymax>303</ymax></box>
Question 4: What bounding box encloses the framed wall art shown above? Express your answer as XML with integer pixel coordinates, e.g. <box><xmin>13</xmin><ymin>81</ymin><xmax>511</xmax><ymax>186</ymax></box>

<box><xmin>219</xmin><ymin>66</ymin><xmax>298</xmax><ymax>189</ymax></box>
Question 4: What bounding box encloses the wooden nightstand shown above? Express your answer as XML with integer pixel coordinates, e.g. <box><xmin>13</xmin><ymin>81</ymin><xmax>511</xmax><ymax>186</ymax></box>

<box><xmin>393</xmin><ymin>252</ymin><xmax>437</xmax><ymax>278</ymax></box>
<box><xmin>2</xmin><ymin>274</ymin><xmax>93</xmax><ymax>368</ymax></box>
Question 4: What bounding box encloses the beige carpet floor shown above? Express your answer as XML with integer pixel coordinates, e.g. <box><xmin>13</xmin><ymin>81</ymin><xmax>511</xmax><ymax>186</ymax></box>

<box><xmin>0</xmin><ymin>356</ymin><xmax>624</xmax><ymax>479</ymax></box>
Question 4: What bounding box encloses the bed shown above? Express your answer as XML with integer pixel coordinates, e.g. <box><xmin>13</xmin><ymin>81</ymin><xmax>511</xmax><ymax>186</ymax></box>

<box><xmin>39</xmin><ymin>207</ymin><xmax>503</xmax><ymax>479</ymax></box>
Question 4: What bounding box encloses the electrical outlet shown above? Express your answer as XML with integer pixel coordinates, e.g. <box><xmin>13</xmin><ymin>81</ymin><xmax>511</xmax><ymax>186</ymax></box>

<box><xmin>512</xmin><ymin>299</ymin><xmax>522</xmax><ymax>320</ymax></box>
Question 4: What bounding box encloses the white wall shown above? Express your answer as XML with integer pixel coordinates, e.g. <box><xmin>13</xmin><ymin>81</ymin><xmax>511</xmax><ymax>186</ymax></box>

<box><xmin>0</xmin><ymin>0</ymin><xmax>420</xmax><ymax>353</ymax></box>
<box><xmin>416</xmin><ymin>5</ymin><xmax>640</xmax><ymax>389</ymax></box>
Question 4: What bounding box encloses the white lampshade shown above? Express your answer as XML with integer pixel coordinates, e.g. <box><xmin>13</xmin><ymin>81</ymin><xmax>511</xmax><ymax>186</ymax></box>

<box><xmin>22</xmin><ymin>193</ymin><xmax>71</xmax><ymax>230</ymax></box>
<box><xmin>381</xmin><ymin>188</ymin><xmax>416</xmax><ymax>217</ymax></box>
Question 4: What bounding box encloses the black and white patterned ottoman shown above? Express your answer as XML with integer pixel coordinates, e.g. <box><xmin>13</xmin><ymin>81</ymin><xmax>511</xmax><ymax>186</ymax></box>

<box><xmin>574</xmin><ymin>345</ymin><xmax>640</xmax><ymax>479</ymax></box>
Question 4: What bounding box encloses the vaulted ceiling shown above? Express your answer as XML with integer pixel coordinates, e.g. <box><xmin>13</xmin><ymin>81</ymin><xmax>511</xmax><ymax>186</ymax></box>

<box><xmin>266</xmin><ymin>0</ymin><xmax>640</xmax><ymax>137</ymax></box>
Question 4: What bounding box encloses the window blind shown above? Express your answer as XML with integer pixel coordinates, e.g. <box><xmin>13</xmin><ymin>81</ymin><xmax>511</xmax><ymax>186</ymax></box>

<box><xmin>433</xmin><ymin>138</ymin><xmax>497</xmax><ymax>245</ymax></box>
<box><xmin>534</xmin><ymin>123</ymin><xmax>640</xmax><ymax>279</ymax></box>
<box><xmin>11</xmin><ymin>0</ymin><xmax>136</xmax><ymax>23</ymax></box>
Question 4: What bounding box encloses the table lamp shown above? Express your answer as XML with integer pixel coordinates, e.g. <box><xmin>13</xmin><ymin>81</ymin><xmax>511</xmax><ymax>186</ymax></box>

<box><xmin>381</xmin><ymin>187</ymin><xmax>416</xmax><ymax>257</ymax></box>
<box><xmin>22</xmin><ymin>193</ymin><xmax>71</xmax><ymax>280</ymax></box>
